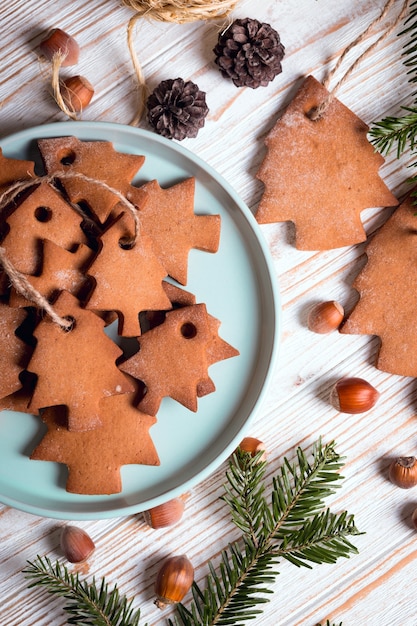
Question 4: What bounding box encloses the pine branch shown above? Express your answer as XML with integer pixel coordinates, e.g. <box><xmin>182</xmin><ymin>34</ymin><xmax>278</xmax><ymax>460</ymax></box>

<box><xmin>23</xmin><ymin>556</ymin><xmax>143</xmax><ymax>626</ymax></box>
<box><xmin>370</xmin><ymin>1</ymin><xmax>417</xmax><ymax>158</ymax></box>
<box><xmin>22</xmin><ymin>441</ymin><xmax>352</xmax><ymax>626</ymax></box>
<box><xmin>369</xmin><ymin>106</ymin><xmax>417</xmax><ymax>158</ymax></box>
<box><xmin>276</xmin><ymin>509</ymin><xmax>359</xmax><ymax>568</ymax></box>
<box><xmin>221</xmin><ymin>450</ymin><xmax>273</xmax><ymax>544</ymax></box>
<box><xmin>170</xmin><ymin>440</ymin><xmax>361</xmax><ymax>626</ymax></box>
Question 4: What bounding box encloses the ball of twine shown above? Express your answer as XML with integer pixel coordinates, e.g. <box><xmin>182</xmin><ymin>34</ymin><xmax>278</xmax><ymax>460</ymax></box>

<box><xmin>121</xmin><ymin>0</ymin><xmax>239</xmax><ymax>23</ymax></box>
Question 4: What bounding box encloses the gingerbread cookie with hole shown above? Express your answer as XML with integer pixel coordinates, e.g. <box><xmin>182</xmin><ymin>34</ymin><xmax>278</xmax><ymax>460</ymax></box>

<box><xmin>85</xmin><ymin>214</ymin><xmax>172</xmax><ymax>337</ymax></box>
<box><xmin>3</xmin><ymin>182</ymin><xmax>87</xmax><ymax>275</ymax></box>
<box><xmin>143</xmin><ymin>281</ymin><xmax>240</xmax><ymax>397</ymax></box>
<box><xmin>119</xmin><ymin>303</ymin><xmax>213</xmax><ymax>415</ymax></box>
<box><xmin>38</xmin><ymin>136</ymin><xmax>145</xmax><ymax>223</ymax></box>
<box><xmin>27</xmin><ymin>290</ymin><xmax>134</xmax><ymax>431</ymax></box>
<box><xmin>255</xmin><ymin>75</ymin><xmax>398</xmax><ymax>250</ymax></box>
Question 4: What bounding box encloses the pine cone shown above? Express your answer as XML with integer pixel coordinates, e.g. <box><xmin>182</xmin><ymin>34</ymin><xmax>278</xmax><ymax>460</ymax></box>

<box><xmin>146</xmin><ymin>78</ymin><xmax>209</xmax><ymax>141</ymax></box>
<box><xmin>213</xmin><ymin>18</ymin><xmax>285</xmax><ymax>89</ymax></box>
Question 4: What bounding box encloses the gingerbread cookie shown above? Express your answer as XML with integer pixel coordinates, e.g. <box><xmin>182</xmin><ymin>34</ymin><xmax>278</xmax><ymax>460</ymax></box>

<box><xmin>255</xmin><ymin>75</ymin><xmax>398</xmax><ymax>250</ymax></box>
<box><xmin>27</xmin><ymin>290</ymin><xmax>134</xmax><ymax>431</ymax></box>
<box><xmin>0</xmin><ymin>148</ymin><xmax>35</xmax><ymax>193</ymax></box>
<box><xmin>141</xmin><ymin>281</ymin><xmax>239</xmax><ymax>397</ymax></box>
<box><xmin>341</xmin><ymin>192</ymin><xmax>417</xmax><ymax>377</ymax></box>
<box><xmin>3</xmin><ymin>182</ymin><xmax>87</xmax><ymax>275</ymax></box>
<box><xmin>120</xmin><ymin>303</ymin><xmax>213</xmax><ymax>415</ymax></box>
<box><xmin>85</xmin><ymin>215</ymin><xmax>172</xmax><ymax>336</ymax></box>
<box><xmin>127</xmin><ymin>178</ymin><xmax>221</xmax><ymax>285</ymax></box>
<box><xmin>38</xmin><ymin>136</ymin><xmax>145</xmax><ymax>223</ymax></box>
<box><xmin>0</xmin><ymin>304</ymin><xmax>31</xmax><ymax>400</ymax></box>
<box><xmin>31</xmin><ymin>387</ymin><xmax>159</xmax><ymax>495</ymax></box>
<box><xmin>9</xmin><ymin>239</ymin><xmax>93</xmax><ymax>308</ymax></box>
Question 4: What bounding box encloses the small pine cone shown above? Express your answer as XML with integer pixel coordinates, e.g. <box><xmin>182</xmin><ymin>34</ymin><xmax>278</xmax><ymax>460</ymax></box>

<box><xmin>146</xmin><ymin>77</ymin><xmax>209</xmax><ymax>141</ymax></box>
<box><xmin>213</xmin><ymin>18</ymin><xmax>285</xmax><ymax>89</ymax></box>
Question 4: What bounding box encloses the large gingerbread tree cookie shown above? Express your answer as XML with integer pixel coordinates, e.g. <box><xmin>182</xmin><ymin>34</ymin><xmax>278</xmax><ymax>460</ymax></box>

<box><xmin>341</xmin><ymin>192</ymin><xmax>417</xmax><ymax>377</ymax></box>
<box><xmin>255</xmin><ymin>75</ymin><xmax>398</xmax><ymax>250</ymax></box>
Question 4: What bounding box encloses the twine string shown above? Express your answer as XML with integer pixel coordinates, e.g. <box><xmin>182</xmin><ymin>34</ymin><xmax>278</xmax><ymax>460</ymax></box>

<box><xmin>0</xmin><ymin>173</ymin><xmax>141</xmax><ymax>241</ymax></box>
<box><xmin>50</xmin><ymin>53</ymin><xmax>78</xmax><ymax>120</ymax></box>
<box><xmin>0</xmin><ymin>246</ymin><xmax>73</xmax><ymax>329</ymax></box>
<box><xmin>121</xmin><ymin>0</ymin><xmax>239</xmax><ymax>23</ymax></box>
<box><xmin>0</xmin><ymin>172</ymin><xmax>141</xmax><ymax>329</ymax></box>
<box><xmin>309</xmin><ymin>0</ymin><xmax>410</xmax><ymax>120</ymax></box>
<box><xmin>127</xmin><ymin>13</ymin><xmax>149</xmax><ymax>127</ymax></box>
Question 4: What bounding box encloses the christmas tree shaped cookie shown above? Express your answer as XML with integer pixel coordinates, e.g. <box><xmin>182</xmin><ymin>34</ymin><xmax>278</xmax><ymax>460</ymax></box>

<box><xmin>38</xmin><ymin>136</ymin><xmax>145</xmax><ymax>223</ymax></box>
<box><xmin>31</xmin><ymin>390</ymin><xmax>159</xmax><ymax>495</ymax></box>
<box><xmin>341</xmin><ymin>192</ymin><xmax>417</xmax><ymax>377</ymax></box>
<box><xmin>120</xmin><ymin>303</ymin><xmax>213</xmax><ymax>415</ymax></box>
<box><xmin>3</xmin><ymin>182</ymin><xmax>87</xmax><ymax>274</ymax></box>
<box><xmin>27</xmin><ymin>290</ymin><xmax>134</xmax><ymax>431</ymax></box>
<box><xmin>127</xmin><ymin>178</ymin><xmax>221</xmax><ymax>285</ymax></box>
<box><xmin>255</xmin><ymin>75</ymin><xmax>398</xmax><ymax>250</ymax></box>
<box><xmin>143</xmin><ymin>281</ymin><xmax>240</xmax><ymax>397</ymax></box>
<box><xmin>85</xmin><ymin>217</ymin><xmax>172</xmax><ymax>336</ymax></box>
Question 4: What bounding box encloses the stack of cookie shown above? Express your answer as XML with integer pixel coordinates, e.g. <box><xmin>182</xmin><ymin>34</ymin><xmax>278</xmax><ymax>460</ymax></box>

<box><xmin>0</xmin><ymin>137</ymin><xmax>239</xmax><ymax>495</ymax></box>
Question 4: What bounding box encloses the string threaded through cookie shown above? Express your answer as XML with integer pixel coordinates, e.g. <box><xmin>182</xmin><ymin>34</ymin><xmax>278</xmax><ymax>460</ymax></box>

<box><xmin>0</xmin><ymin>172</ymin><xmax>141</xmax><ymax>328</ymax></box>
<box><xmin>309</xmin><ymin>0</ymin><xmax>409</xmax><ymax>121</ymax></box>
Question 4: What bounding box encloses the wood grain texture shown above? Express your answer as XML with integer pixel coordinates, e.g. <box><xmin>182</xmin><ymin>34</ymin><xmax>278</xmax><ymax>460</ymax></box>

<box><xmin>1</xmin><ymin>1</ymin><xmax>416</xmax><ymax>624</ymax></box>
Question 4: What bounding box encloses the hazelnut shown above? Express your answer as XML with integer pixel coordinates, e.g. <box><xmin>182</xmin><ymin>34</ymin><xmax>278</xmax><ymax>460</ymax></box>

<box><xmin>389</xmin><ymin>456</ymin><xmax>417</xmax><ymax>489</ymax></box>
<box><xmin>60</xmin><ymin>525</ymin><xmax>95</xmax><ymax>563</ymax></box>
<box><xmin>154</xmin><ymin>555</ymin><xmax>194</xmax><ymax>609</ymax></box>
<box><xmin>239</xmin><ymin>436</ymin><xmax>267</xmax><ymax>461</ymax></box>
<box><xmin>330</xmin><ymin>377</ymin><xmax>379</xmax><ymax>414</ymax></box>
<box><xmin>39</xmin><ymin>28</ymin><xmax>80</xmax><ymax>66</ymax></box>
<box><xmin>60</xmin><ymin>75</ymin><xmax>94</xmax><ymax>113</ymax></box>
<box><xmin>143</xmin><ymin>497</ymin><xmax>185</xmax><ymax>529</ymax></box>
<box><xmin>307</xmin><ymin>300</ymin><xmax>344</xmax><ymax>333</ymax></box>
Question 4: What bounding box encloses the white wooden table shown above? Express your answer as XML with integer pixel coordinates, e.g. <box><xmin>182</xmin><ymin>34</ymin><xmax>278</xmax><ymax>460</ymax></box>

<box><xmin>1</xmin><ymin>1</ymin><xmax>417</xmax><ymax>624</ymax></box>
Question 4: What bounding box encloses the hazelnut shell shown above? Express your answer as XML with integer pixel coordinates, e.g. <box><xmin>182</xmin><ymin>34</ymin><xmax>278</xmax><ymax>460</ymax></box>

<box><xmin>389</xmin><ymin>456</ymin><xmax>417</xmax><ymax>489</ymax></box>
<box><xmin>330</xmin><ymin>377</ymin><xmax>379</xmax><ymax>414</ymax></box>
<box><xmin>307</xmin><ymin>300</ymin><xmax>344</xmax><ymax>333</ymax></box>
<box><xmin>39</xmin><ymin>28</ymin><xmax>80</xmax><ymax>66</ymax></box>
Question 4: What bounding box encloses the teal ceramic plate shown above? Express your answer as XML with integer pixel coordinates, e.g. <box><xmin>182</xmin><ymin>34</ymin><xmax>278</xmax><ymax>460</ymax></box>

<box><xmin>0</xmin><ymin>121</ymin><xmax>280</xmax><ymax>520</ymax></box>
